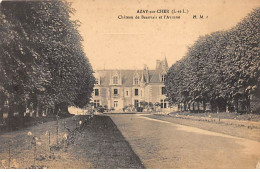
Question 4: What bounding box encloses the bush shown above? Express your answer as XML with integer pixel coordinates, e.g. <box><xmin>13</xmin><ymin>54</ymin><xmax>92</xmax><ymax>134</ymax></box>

<box><xmin>5</xmin><ymin>116</ymin><xmax>25</xmax><ymax>130</ymax></box>
<box><xmin>97</xmin><ymin>106</ymin><xmax>105</xmax><ymax>113</ymax></box>
<box><xmin>136</xmin><ymin>107</ymin><xmax>143</xmax><ymax>112</ymax></box>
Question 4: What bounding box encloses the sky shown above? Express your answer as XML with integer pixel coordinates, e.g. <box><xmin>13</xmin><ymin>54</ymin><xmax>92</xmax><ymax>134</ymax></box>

<box><xmin>70</xmin><ymin>0</ymin><xmax>259</xmax><ymax>70</ymax></box>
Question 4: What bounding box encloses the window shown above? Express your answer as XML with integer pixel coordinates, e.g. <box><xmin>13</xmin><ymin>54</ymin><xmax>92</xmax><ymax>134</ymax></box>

<box><xmin>126</xmin><ymin>91</ymin><xmax>129</xmax><ymax>96</ymax></box>
<box><xmin>135</xmin><ymin>89</ymin><xmax>138</xmax><ymax>96</ymax></box>
<box><xmin>94</xmin><ymin>89</ymin><xmax>99</xmax><ymax>96</ymax></box>
<box><xmin>114</xmin><ymin>88</ymin><xmax>118</xmax><ymax>95</ymax></box>
<box><xmin>113</xmin><ymin>76</ymin><xmax>118</xmax><ymax>85</ymax></box>
<box><xmin>93</xmin><ymin>100</ymin><xmax>100</xmax><ymax>108</ymax></box>
<box><xmin>134</xmin><ymin>100</ymin><xmax>139</xmax><ymax>107</ymax></box>
<box><xmin>161</xmin><ymin>74</ymin><xmax>166</xmax><ymax>82</ymax></box>
<box><xmin>134</xmin><ymin>77</ymin><xmax>139</xmax><ymax>85</ymax></box>
<box><xmin>114</xmin><ymin>101</ymin><xmax>118</xmax><ymax>108</ymax></box>
<box><xmin>95</xmin><ymin>78</ymin><xmax>99</xmax><ymax>85</ymax></box>
<box><xmin>160</xmin><ymin>99</ymin><xmax>167</xmax><ymax>108</ymax></box>
<box><xmin>161</xmin><ymin>87</ymin><xmax>166</xmax><ymax>95</ymax></box>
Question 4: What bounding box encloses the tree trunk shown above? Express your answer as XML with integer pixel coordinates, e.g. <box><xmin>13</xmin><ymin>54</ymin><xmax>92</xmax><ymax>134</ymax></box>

<box><xmin>0</xmin><ymin>105</ymin><xmax>3</xmax><ymax>123</ymax></box>
<box><xmin>203</xmin><ymin>101</ymin><xmax>206</xmax><ymax>112</ymax></box>
<box><xmin>32</xmin><ymin>103</ymin><xmax>37</xmax><ymax>118</ymax></box>
<box><xmin>8</xmin><ymin>101</ymin><xmax>14</xmax><ymax>118</ymax></box>
<box><xmin>210</xmin><ymin>101</ymin><xmax>216</xmax><ymax>113</ymax></box>
<box><xmin>36</xmin><ymin>105</ymin><xmax>39</xmax><ymax>117</ymax></box>
<box><xmin>38</xmin><ymin>104</ymin><xmax>43</xmax><ymax>117</ymax></box>
<box><xmin>197</xmin><ymin>101</ymin><xmax>200</xmax><ymax>112</ymax></box>
<box><xmin>247</xmin><ymin>96</ymin><xmax>251</xmax><ymax>113</ymax></box>
<box><xmin>17</xmin><ymin>103</ymin><xmax>25</xmax><ymax>117</ymax></box>
<box><xmin>235</xmin><ymin>98</ymin><xmax>239</xmax><ymax>113</ymax></box>
<box><xmin>223</xmin><ymin>101</ymin><xmax>226</xmax><ymax>112</ymax></box>
<box><xmin>54</xmin><ymin>104</ymin><xmax>59</xmax><ymax>115</ymax></box>
<box><xmin>48</xmin><ymin>107</ymin><xmax>55</xmax><ymax>116</ymax></box>
<box><xmin>45</xmin><ymin>108</ymin><xmax>49</xmax><ymax>116</ymax></box>
<box><xmin>55</xmin><ymin>102</ymin><xmax>69</xmax><ymax>117</ymax></box>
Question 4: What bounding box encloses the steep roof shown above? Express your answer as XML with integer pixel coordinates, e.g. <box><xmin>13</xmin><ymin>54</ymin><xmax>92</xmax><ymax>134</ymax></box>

<box><xmin>95</xmin><ymin>69</ymin><xmax>159</xmax><ymax>86</ymax></box>
<box><xmin>94</xmin><ymin>58</ymin><xmax>169</xmax><ymax>86</ymax></box>
<box><xmin>150</xmin><ymin>70</ymin><xmax>161</xmax><ymax>83</ymax></box>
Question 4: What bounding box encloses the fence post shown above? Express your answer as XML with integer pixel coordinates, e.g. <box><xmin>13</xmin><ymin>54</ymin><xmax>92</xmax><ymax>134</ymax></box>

<box><xmin>8</xmin><ymin>142</ymin><xmax>11</xmax><ymax>168</ymax></box>
<box><xmin>32</xmin><ymin>136</ymin><xmax>36</xmax><ymax>167</ymax></box>
<box><xmin>48</xmin><ymin>131</ymin><xmax>51</xmax><ymax>153</ymax></box>
<box><xmin>56</xmin><ymin>124</ymin><xmax>59</xmax><ymax>145</ymax></box>
<box><xmin>34</xmin><ymin>140</ymin><xmax>36</xmax><ymax>167</ymax></box>
<box><xmin>56</xmin><ymin>116</ymin><xmax>59</xmax><ymax>145</ymax></box>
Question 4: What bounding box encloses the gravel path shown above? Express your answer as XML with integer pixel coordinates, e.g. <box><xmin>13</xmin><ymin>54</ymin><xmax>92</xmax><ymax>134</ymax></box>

<box><xmin>110</xmin><ymin>113</ymin><xmax>260</xmax><ymax>169</ymax></box>
<box><xmin>149</xmin><ymin>114</ymin><xmax>260</xmax><ymax>142</ymax></box>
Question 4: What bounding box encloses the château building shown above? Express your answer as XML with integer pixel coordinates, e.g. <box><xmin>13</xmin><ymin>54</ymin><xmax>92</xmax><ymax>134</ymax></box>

<box><xmin>91</xmin><ymin>58</ymin><xmax>170</xmax><ymax>111</ymax></box>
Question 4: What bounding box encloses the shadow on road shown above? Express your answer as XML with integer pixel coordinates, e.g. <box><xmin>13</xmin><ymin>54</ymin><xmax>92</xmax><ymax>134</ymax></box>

<box><xmin>71</xmin><ymin>115</ymin><xmax>145</xmax><ymax>169</ymax></box>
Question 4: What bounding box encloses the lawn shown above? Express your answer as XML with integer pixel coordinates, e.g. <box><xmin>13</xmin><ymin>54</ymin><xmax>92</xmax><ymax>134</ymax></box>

<box><xmin>0</xmin><ymin>115</ymin><xmax>144</xmax><ymax>169</ymax></box>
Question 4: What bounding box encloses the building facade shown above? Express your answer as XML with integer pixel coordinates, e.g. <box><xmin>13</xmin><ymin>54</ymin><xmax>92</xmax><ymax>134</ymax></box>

<box><xmin>91</xmin><ymin>58</ymin><xmax>169</xmax><ymax>111</ymax></box>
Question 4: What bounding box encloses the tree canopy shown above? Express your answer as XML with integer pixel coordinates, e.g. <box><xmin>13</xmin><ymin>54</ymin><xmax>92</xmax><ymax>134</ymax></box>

<box><xmin>165</xmin><ymin>8</ymin><xmax>260</xmax><ymax>113</ymax></box>
<box><xmin>0</xmin><ymin>0</ymin><xmax>95</xmax><ymax>119</ymax></box>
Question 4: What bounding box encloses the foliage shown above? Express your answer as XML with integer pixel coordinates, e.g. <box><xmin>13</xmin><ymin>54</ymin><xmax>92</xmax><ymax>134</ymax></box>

<box><xmin>0</xmin><ymin>0</ymin><xmax>94</xmax><ymax>119</ymax></box>
<box><xmin>165</xmin><ymin>8</ymin><xmax>260</xmax><ymax>113</ymax></box>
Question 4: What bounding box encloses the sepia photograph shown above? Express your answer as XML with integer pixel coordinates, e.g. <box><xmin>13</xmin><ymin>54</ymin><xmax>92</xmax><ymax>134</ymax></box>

<box><xmin>0</xmin><ymin>0</ymin><xmax>259</xmax><ymax>169</ymax></box>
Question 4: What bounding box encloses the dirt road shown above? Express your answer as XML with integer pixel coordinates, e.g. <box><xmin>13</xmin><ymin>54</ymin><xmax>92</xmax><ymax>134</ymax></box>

<box><xmin>109</xmin><ymin>113</ymin><xmax>260</xmax><ymax>169</ymax></box>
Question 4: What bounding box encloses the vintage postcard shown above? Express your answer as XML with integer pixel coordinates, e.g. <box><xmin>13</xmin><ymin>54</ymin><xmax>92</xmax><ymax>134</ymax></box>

<box><xmin>0</xmin><ymin>0</ymin><xmax>259</xmax><ymax>169</ymax></box>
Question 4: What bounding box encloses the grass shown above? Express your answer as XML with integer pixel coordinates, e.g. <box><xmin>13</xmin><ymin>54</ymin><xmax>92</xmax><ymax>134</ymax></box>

<box><xmin>0</xmin><ymin>112</ymin><xmax>74</xmax><ymax>133</ymax></box>
<box><xmin>0</xmin><ymin>115</ymin><xmax>145</xmax><ymax>169</ymax></box>
<box><xmin>149</xmin><ymin>113</ymin><xmax>260</xmax><ymax>142</ymax></box>
<box><xmin>168</xmin><ymin>111</ymin><xmax>260</xmax><ymax>121</ymax></box>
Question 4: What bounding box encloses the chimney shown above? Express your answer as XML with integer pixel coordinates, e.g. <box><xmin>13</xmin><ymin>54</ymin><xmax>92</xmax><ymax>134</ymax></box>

<box><xmin>156</xmin><ymin>59</ymin><xmax>161</xmax><ymax>70</ymax></box>
<box><xmin>143</xmin><ymin>64</ymin><xmax>148</xmax><ymax>70</ymax></box>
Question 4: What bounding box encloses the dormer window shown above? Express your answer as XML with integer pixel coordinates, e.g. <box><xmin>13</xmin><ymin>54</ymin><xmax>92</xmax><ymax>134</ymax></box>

<box><xmin>95</xmin><ymin>78</ymin><xmax>99</xmax><ymax>85</ymax></box>
<box><xmin>161</xmin><ymin>74</ymin><xmax>166</xmax><ymax>82</ymax></box>
<box><xmin>94</xmin><ymin>72</ymin><xmax>100</xmax><ymax>85</ymax></box>
<box><xmin>134</xmin><ymin>77</ymin><xmax>139</xmax><ymax>85</ymax></box>
<box><xmin>113</xmin><ymin>76</ymin><xmax>118</xmax><ymax>85</ymax></box>
<box><xmin>133</xmin><ymin>72</ymin><xmax>139</xmax><ymax>85</ymax></box>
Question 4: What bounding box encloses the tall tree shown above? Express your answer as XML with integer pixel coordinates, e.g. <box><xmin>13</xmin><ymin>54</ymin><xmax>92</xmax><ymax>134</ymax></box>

<box><xmin>165</xmin><ymin>8</ymin><xmax>260</xmax><ymax>113</ymax></box>
<box><xmin>0</xmin><ymin>0</ymin><xmax>94</xmax><ymax>118</ymax></box>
